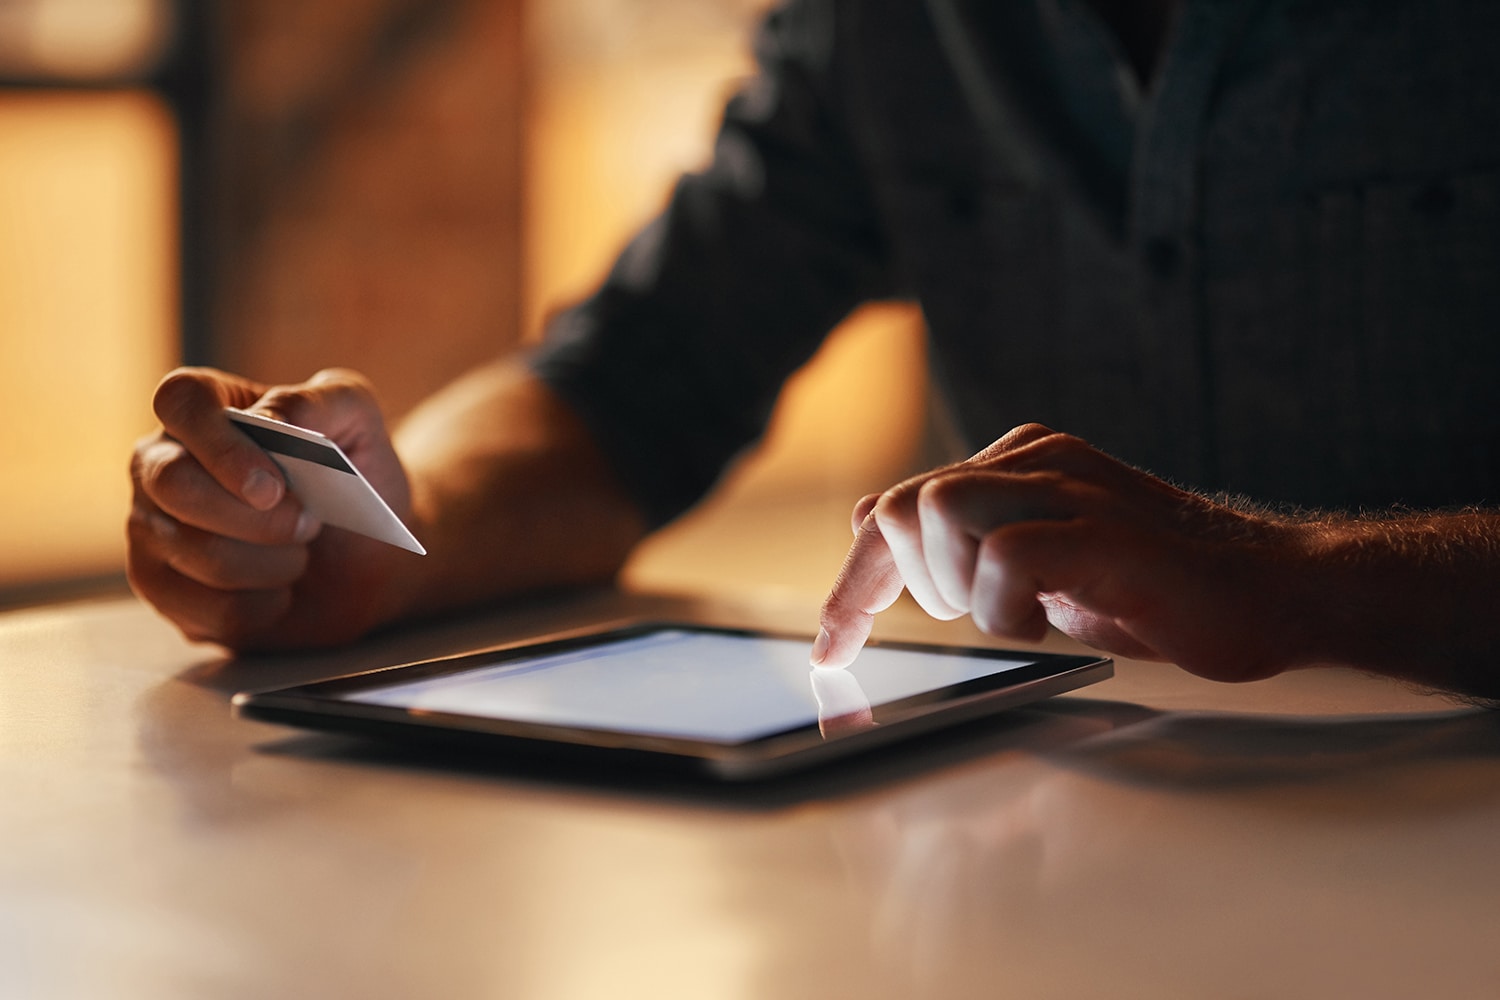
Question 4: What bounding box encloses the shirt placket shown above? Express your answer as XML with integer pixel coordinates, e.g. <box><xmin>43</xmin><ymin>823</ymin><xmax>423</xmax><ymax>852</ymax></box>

<box><xmin>1128</xmin><ymin>0</ymin><xmax>1268</xmax><ymax>487</ymax></box>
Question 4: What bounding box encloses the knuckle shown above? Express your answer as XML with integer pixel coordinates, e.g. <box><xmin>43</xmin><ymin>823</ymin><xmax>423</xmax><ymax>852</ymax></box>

<box><xmin>1017</xmin><ymin>428</ymin><xmax>1083</xmax><ymax>459</ymax></box>
<box><xmin>916</xmin><ymin>473</ymin><xmax>966</xmax><ymax>517</ymax></box>
<box><xmin>142</xmin><ymin>443</ymin><xmax>206</xmax><ymax>507</ymax></box>
<box><xmin>128</xmin><ymin>433</ymin><xmax>158</xmax><ymax>487</ymax></box>
<box><xmin>1010</xmin><ymin>421</ymin><xmax>1055</xmax><ymax>439</ymax></box>
<box><xmin>189</xmin><ymin>542</ymin><xmax>243</xmax><ymax>589</ymax></box>
<box><xmin>974</xmin><ymin>424</ymin><xmax>1090</xmax><ymax>469</ymax></box>
<box><xmin>269</xmin><ymin>368</ymin><xmax>379</xmax><ymax>426</ymax></box>
<box><xmin>979</xmin><ymin>523</ymin><xmax>1030</xmax><ymax>565</ymax></box>
<box><xmin>989</xmin><ymin>423</ymin><xmax>1057</xmax><ymax>454</ymax></box>
<box><xmin>202</xmin><ymin>539</ymin><xmax>304</xmax><ymax>588</ymax></box>
<box><xmin>197</xmin><ymin>595</ymin><xmax>263</xmax><ymax>648</ymax></box>
<box><xmin>254</xmin><ymin>383</ymin><xmax>311</xmax><ymax>420</ymax></box>
<box><xmin>872</xmin><ymin>487</ymin><xmax>920</xmax><ymax>533</ymax></box>
<box><xmin>311</xmin><ymin>366</ymin><xmax>375</xmax><ymax>394</ymax></box>
<box><xmin>124</xmin><ymin>502</ymin><xmax>159</xmax><ymax>546</ymax></box>
<box><xmin>1041</xmin><ymin>430</ymin><xmax>1088</xmax><ymax>455</ymax></box>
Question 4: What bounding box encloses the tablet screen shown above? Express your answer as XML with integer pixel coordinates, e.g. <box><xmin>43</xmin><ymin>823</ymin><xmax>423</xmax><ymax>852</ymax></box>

<box><xmin>344</xmin><ymin>628</ymin><xmax>1037</xmax><ymax>744</ymax></box>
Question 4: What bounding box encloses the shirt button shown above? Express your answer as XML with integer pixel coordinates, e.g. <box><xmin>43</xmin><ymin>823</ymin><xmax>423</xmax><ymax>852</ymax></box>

<box><xmin>1144</xmin><ymin>236</ymin><xmax>1181</xmax><ymax>278</ymax></box>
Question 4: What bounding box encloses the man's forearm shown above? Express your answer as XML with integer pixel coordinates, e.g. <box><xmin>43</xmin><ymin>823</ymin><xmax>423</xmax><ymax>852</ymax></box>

<box><xmin>388</xmin><ymin>359</ymin><xmax>650</xmax><ymax>624</ymax></box>
<box><xmin>1290</xmin><ymin>511</ymin><xmax>1500</xmax><ymax>700</ymax></box>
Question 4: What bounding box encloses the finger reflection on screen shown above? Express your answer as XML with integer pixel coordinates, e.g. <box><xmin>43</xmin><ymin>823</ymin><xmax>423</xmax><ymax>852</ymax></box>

<box><xmin>810</xmin><ymin>666</ymin><xmax>878</xmax><ymax>738</ymax></box>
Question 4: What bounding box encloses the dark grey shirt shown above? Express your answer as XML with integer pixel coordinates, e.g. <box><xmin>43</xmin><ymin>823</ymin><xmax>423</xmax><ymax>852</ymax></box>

<box><xmin>533</xmin><ymin>0</ymin><xmax>1500</xmax><ymax>525</ymax></box>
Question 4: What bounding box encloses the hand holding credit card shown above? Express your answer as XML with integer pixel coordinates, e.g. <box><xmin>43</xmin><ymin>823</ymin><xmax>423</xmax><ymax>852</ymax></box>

<box><xmin>225</xmin><ymin>407</ymin><xmax>426</xmax><ymax>555</ymax></box>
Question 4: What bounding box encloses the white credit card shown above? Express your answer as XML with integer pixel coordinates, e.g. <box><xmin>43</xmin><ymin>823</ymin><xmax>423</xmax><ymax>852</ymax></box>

<box><xmin>225</xmin><ymin>407</ymin><xmax>426</xmax><ymax>555</ymax></box>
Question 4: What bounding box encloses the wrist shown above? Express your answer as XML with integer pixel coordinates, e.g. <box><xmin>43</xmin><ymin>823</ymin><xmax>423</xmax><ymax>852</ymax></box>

<box><xmin>1268</xmin><ymin>518</ymin><xmax>1368</xmax><ymax>672</ymax></box>
<box><xmin>1214</xmin><ymin>515</ymin><xmax>1343</xmax><ymax>678</ymax></box>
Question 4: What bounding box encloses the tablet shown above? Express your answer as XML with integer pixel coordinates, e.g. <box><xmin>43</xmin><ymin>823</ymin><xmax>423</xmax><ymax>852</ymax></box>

<box><xmin>232</xmin><ymin>624</ymin><xmax>1112</xmax><ymax>779</ymax></box>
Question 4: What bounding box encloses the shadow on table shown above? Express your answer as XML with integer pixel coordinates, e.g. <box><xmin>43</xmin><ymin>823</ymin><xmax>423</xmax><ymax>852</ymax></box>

<box><xmin>142</xmin><ymin>656</ymin><xmax>1500</xmax><ymax>814</ymax></box>
<box><xmin>1033</xmin><ymin>696</ymin><xmax>1500</xmax><ymax>793</ymax></box>
<box><xmin>243</xmin><ymin>696</ymin><xmax>1154</xmax><ymax>810</ymax></box>
<box><xmin>238</xmin><ymin>698</ymin><xmax>1500</xmax><ymax>812</ymax></box>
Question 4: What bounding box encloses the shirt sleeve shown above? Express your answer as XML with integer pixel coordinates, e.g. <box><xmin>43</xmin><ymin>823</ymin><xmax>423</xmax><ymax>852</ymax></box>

<box><xmin>529</xmin><ymin>0</ymin><xmax>894</xmax><ymax>528</ymax></box>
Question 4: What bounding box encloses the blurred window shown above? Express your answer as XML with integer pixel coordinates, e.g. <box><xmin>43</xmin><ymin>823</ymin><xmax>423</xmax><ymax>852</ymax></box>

<box><xmin>0</xmin><ymin>0</ymin><xmax>172</xmax><ymax>82</ymax></box>
<box><xmin>0</xmin><ymin>0</ymin><xmax>178</xmax><ymax>602</ymax></box>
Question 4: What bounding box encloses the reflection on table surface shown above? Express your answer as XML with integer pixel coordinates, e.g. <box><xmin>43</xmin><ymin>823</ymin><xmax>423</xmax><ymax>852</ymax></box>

<box><xmin>4</xmin><ymin>588</ymin><xmax>1499</xmax><ymax>999</ymax></box>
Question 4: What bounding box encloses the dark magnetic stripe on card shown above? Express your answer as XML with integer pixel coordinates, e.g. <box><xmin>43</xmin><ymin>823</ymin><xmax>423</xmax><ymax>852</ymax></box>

<box><xmin>235</xmin><ymin>422</ymin><xmax>356</xmax><ymax>474</ymax></box>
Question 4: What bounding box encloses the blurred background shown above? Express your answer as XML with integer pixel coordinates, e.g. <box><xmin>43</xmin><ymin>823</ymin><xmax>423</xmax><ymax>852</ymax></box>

<box><xmin>0</xmin><ymin>0</ymin><xmax>930</xmax><ymax>609</ymax></box>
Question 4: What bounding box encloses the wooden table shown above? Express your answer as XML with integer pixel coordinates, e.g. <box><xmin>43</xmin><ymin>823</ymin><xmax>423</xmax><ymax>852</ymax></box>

<box><xmin>4</xmin><ymin>584</ymin><xmax>1499</xmax><ymax>999</ymax></box>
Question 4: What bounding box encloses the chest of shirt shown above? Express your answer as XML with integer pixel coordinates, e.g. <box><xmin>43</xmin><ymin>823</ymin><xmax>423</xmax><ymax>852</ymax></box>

<box><xmin>835</xmin><ymin>0</ymin><xmax>1500</xmax><ymax>504</ymax></box>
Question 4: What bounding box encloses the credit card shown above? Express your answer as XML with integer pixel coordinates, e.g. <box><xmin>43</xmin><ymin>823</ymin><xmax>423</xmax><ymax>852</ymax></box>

<box><xmin>225</xmin><ymin>407</ymin><xmax>426</xmax><ymax>554</ymax></box>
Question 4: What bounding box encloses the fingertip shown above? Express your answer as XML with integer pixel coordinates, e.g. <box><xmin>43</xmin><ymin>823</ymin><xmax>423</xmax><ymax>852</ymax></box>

<box><xmin>818</xmin><ymin>516</ymin><xmax>904</xmax><ymax>666</ymax></box>
<box><xmin>809</xmin><ymin>622</ymin><xmax>867</xmax><ymax>669</ymax></box>
<box><xmin>809</xmin><ymin>626</ymin><xmax>832</xmax><ymax>665</ymax></box>
<box><xmin>293</xmin><ymin>509</ymin><xmax>322</xmax><ymax>544</ymax></box>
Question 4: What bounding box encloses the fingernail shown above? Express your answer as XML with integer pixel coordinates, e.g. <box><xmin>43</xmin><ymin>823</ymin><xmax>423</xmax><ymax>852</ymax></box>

<box><xmin>293</xmin><ymin>510</ymin><xmax>322</xmax><ymax>544</ymax></box>
<box><xmin>810</xmin><ymin>627</ymin><xmax>831</xmax><ymax>666</ymax></box>
<box><xmin>242</xmin><ymin>469</ymin><xmax>282</xmax><ymax>510</ymax></box>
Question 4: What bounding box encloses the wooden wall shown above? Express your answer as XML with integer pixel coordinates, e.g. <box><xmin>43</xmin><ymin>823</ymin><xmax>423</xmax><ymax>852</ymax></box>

<box><xmin>207</xmin><ymin>0</ymin><xmax>526</xmax><ymax>419</ymax></box>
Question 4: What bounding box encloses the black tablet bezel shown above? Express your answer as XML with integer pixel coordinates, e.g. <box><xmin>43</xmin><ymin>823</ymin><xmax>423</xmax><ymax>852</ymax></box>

<box><xmin>232</xmin><ymin>623</ymin><xmax>1113</xmax><ymax>779</ymax></box>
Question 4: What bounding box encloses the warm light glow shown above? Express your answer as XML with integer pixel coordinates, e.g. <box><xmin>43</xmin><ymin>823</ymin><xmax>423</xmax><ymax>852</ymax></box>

<box><xmin>526</xmin><ymin>0</ymin><xmax>931</xmax><ymax>598</ymax></box>
<box><xmin>0</xmin><ymin>0</ymin><xmax>171</xmax><ymax>80</ymax></box>
<box><xmin>524</xmin><ymin>0</ymin><xmax>769</xmax><ymax>337</ymax></box>
<box><xmin>0</xmin><ymin>91</ymin><xmax>177</xmax><ymax>587</ymax></box>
